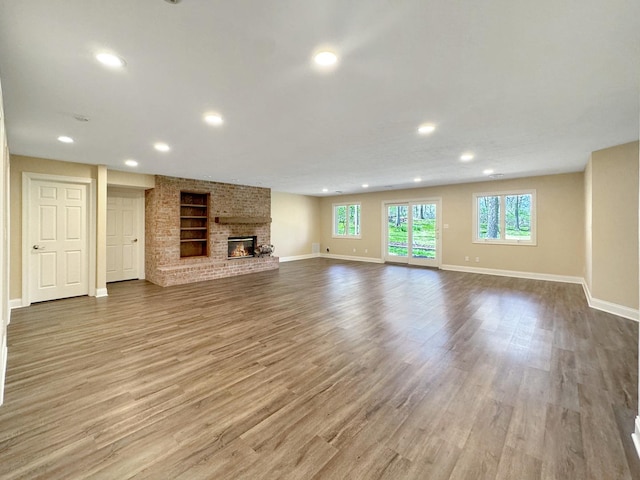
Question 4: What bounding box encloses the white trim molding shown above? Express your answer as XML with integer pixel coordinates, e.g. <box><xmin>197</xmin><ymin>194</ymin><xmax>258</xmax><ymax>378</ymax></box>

<box><xmin>632</xmin><ymin>417</ymin><xmax>640</xmax><ymax>459</ymax></box>
<box><xmin>0</xmin><ymin>339</ymin><xmax>6</xmax><ymax>405</ymax></box>
<box><xmin>440</xmin><ymin>264</ymin><xmax>583</xmax><ymax>284</ymax></box>
<box><xmin>9</xmin><ymin>299</ymin><xmax>24</xmax><ymax>310</ymax></box>
<box><xmin>321</xmin><ymin>253</ymin><xmax>384</xmax><ymax>264</ymax></box>
<box><xmin>582</xmin><ymin>282</ymin><xmax>639</xmax><ymax>322</ymax></box>
<box><xmin>279</xmin><ymin>253</ymin><xmax>320</xmax><ymax>262</ymax></box>
<box><xmin>95</xmin><ymin>288</ymin><xmax>109</xmax><ymax>298</ymax></box>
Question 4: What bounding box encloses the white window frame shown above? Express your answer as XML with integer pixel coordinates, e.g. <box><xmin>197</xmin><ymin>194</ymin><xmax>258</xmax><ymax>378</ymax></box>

<box><xmin>332</xmin><ymin>202</ymin><xmax>362</xmax><ymax>238</ymax></box>
<box><xmin>472</xmin><ymin>190</ymin><xmax>536</xmax><ymax>245</ymax></box>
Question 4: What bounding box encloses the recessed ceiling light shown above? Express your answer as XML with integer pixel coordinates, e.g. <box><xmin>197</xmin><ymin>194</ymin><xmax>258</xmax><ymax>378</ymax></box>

<box><xmin>314</xmin><ymin>51</ymin><xmax>338</xmax><ymax>67</ymax></box>
<box><xmin>460</xmin><ymin>153</ymin><xmax>474</xmax><ymax>162</ymax></box>
<box><xmin>483</xmin><ymin>169</ymin><xmax>494</xmax><ymax>175</ymax></box>
<box><xmin>95</xmin><ymin>52</ymin><xmax>125</xmax><ymax>68</ymax></box>
<box><xmin>362</xmin><ymin>184</ymin><xmax>369</xmax><ymax>188</ymax></box>
<box><xmin>124</xmin><ymin>159</ymin><xmax>138</xmax><ymax>167</ymax></box>
<box><xmin>57</xmin><ymin>135</ymin><xmax>74</xmax><ymax>143</ymax></box>
<box><xmin>418</xmin><ymin>124</ymin><xmax>436</xmax><ymax>135</ymax></box>
<box><xmin>204</xmin><ymin>113</ymin><xmax>223</xmax><ymax>126</ymax></box>
<box><xmin>154</xmin><ymin>142</ymin><xmax>170</xmax><ymax>152</ymax></box>
<box><xmin>414</xmin><ymin>177</ymin><xmax>422</xmax><ymax>182</ymax></box>
<box><xmin>322</xmin><ymin>188</ymin><xmax>328</xmax><ymax>193</ymax></box>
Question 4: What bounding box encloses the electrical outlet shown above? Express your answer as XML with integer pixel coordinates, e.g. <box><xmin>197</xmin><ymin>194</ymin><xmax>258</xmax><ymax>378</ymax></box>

<box><xmin>465</xmin><ymin>256</ymin><xmax>469</xmax><ymax>262</ymax></box>
<box><xmin>353</xmin><ymin>248</ymin><xmax>356</xmax><ymax>253</ymax></box>
<box><xmin>475</xmin><ymin>257</ymin><xmax>480</xmax><ymax>263</ymax></box>
<box><xmin>365</xmin><ymin>249</ymin><xmax>368</xmax><ymax>253</ymax></box>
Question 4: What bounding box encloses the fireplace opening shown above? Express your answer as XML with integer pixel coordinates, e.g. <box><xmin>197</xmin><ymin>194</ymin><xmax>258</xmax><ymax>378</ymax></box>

<box><xmin>228</xmin><ymin>236</ymin><xmax>257</xmax><ymax>259</ymax></box>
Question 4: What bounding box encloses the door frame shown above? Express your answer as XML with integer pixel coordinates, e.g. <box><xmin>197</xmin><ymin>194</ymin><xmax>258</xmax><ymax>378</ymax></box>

<box><xmin>22</xmin><ymin>172</ymin><xmax>97</xmax><ymax>307</ymax></box>
<box><xmin>381</xmin><ymin>197</ymin><xmax>442</xmax><ymax>268</ymax></box>
<box><xmin>107</xmin><ymin>187</ymin><xmax>145</xmax><ymax>281</ymax></box>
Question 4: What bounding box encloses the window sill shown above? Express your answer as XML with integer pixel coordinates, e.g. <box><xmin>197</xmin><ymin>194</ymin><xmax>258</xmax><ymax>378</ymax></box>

<box><xmin>473</xmin><ymin>239</ymin><xmax>537</xmax><ymax>246</ymax></box>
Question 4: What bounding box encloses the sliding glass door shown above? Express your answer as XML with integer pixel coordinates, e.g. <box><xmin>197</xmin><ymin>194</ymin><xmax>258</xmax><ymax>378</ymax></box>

<box><xmin>384</xmin><ymin>200</ymin><xmax>440</xmax><ymax>267</ymax></box>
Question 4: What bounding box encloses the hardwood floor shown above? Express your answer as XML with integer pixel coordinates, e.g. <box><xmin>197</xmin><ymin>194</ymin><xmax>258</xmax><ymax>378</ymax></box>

<box><xmin>1</xmin><ymin>258</ymin><xmax>639</xmax><ymax>479</ymax></box>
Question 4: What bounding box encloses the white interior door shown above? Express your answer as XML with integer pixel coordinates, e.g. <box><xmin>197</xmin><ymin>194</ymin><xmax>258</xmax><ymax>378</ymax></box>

<box><xmin>384</xmin><ymin>199</ymin><xmax>441</xmax><ymax>268</ymax></box>
<box><xmin>28</xmin><ymin>179</ymin><xmax>89</xmax><ymax>303</ymax></box>
<box><xmin>106</xmin><ymin>191</ymin><xmax>141</xmax><ymax>282</ymax></box>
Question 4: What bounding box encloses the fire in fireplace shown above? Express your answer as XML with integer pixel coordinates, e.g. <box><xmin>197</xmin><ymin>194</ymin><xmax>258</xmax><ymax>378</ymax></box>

<box><xmin>228</xmin><ymin>236</ymin><xmax>257</xmax><ymax>259</ymax></box>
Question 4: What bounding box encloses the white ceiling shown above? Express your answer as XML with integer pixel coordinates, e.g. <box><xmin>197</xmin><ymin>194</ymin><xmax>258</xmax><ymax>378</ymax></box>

<box><xmin>0</xmin><ymin>0</ymin><xmax>638</xmax><ymax>196</ymax></box>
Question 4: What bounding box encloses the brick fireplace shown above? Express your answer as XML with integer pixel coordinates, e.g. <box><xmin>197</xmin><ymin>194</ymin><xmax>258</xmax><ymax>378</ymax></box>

<box><xmin>145</xmin><ymin>175</ymin><xmax>278</xmax><ymax>287</ymax></box>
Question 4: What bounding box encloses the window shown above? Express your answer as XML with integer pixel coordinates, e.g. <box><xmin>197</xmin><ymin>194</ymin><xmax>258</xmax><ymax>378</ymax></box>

<box><xmin>473</xmin><ymin>190</ymin><xmax>536</xmax><ymax>245</ymax></box>
<box><xmin>333</xmin><ymin>203</ymin><xmax>361</xmax><ymax>238</ymax></box>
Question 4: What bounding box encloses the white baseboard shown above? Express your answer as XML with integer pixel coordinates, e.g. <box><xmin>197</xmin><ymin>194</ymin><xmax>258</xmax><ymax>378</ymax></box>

<box><xmin>582</xmin><ymin>282</ymin><xmax>639</xmax><ymax>322</ymax></box>
<box><xmin>440</xmin><ymin>264</ymin><xmax>583</xmax><ymax>284</ymax></box>
<box><xmin>320</xmin><ymin>253</ymin><xmax>384</xmax><ymax>264</ymax></box>
<box><xmin>0</xmin><ymin>338</ymin><xmax>6</xmax><ymax>406</ymax></box>
<box><xmin>9</xmin><ymin>299</ymin><xmax>24</xmax><ymax>309</ymax></box>
<box><xmin>633</xmin><ymin>417</ymin><xmax>640</xmax><ymax>459</ymax></box>
<box><xmin>95</xmin><ymin>288</ymin><xmax>109</xmax><ymax>298</ymax></box>
<box><xmin>279</xmin><ymin>253</ymin><xmax>320</xmax><ymax>262</ymax></box>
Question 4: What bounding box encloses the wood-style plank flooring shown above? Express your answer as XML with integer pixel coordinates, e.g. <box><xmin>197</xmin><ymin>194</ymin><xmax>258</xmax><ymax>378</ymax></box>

<box><xmin>1</xmin><ymin>258</ymin><xmax>639</xmax><ymax>479</ymax></box>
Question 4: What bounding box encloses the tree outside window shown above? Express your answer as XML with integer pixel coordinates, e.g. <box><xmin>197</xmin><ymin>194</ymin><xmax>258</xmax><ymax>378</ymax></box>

<box><xmin>333</xmin><ymin>203</ymin><xmax>361</xmax><ymax>238</ymax></box>
<box><xmin>474</xmin><ymin>191</ymin><xmax>535</xmax><ymax>245</ymax></box>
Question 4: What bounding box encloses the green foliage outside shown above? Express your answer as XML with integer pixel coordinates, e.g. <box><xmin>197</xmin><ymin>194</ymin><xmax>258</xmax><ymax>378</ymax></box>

<box><xmin>478</xmin><ymin>194</ymin><xmax>532</xmax><ymax>240</ymax></box>
<box><xmin>335</xmin><ymin>204</ymin><xmax>360</xmax><ymax>236</ymax></box>
<box><xmin>335</xmin><ymin>205</ymin><xmax>346</xmax><ymax>235</ymax></box>
<box><xmin>387</xmin><ymin>204</ymin><xmax>436</xmax><ymax>258</ymax></box>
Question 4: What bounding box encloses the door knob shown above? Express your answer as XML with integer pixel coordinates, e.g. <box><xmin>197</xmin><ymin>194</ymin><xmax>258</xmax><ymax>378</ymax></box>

<box><xmin>32</xmin><ymin>245</ymin><xmax>45</xmax><ymax>250</ymax></box>
<box><xmin>133</xmin><ymin>238</ymin><xmax>138</xmax><ymax>243</ymax></box>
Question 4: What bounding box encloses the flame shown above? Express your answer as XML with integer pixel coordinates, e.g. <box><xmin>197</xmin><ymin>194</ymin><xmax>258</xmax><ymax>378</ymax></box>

<box><xmin>230</xmin><ymin>244</ymin><xmax>248</xmax><ymax>257</ymax></box>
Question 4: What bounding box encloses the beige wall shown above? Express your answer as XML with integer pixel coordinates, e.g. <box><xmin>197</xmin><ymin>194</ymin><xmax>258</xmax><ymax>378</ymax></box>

<box><xmin>320</xmin><ymin>173</ymin><xmax>585</xmax><ymax>277</ymax></box>
<box><xmin>271</xmin><ymin>192</ymin><xmax>321</xmax><ymax>258</ymax></box>
<box><xmin>108</xmin><ymin>169</ymin><xmax>155</xmax><ymax>189</ymax></box>
<box><xmin>10</xmin><ymin>146</ymin><xmax>639</xmax><ymax>311</ymax></box>
<box><xmin>588</xmin><ymin>141</ymin><xmax>639</xmax><ymax>309</ymax></box>
<box><xmin>9</xmin><ymin>155</ymin><xmax>154</xmax><ymax>300</ymax></box>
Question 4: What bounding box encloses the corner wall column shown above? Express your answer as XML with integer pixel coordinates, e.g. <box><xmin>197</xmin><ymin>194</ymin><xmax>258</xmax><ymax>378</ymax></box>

<box><xmin>95</xmin><ymin>165</ymin><xmax>107</xmax><ymax>297</ymax></box>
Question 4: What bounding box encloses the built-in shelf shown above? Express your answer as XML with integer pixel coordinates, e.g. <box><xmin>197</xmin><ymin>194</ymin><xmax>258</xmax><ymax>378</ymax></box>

<box><xmin>180</xmin><ymin>192</ymin><xmax>209</xmax><ymax>257</ymax></box>
<box><xmin>215</xmin><ymin>216</ymin><xmax>272</xmax><ymax>224</ymax></box>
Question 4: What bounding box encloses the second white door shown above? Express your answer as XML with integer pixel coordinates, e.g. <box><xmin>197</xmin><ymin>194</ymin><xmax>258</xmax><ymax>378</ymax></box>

<box><xmin>106</xmin><ymin>192</ymin><xmax>141</xmax><ymax>282</ymax></box>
